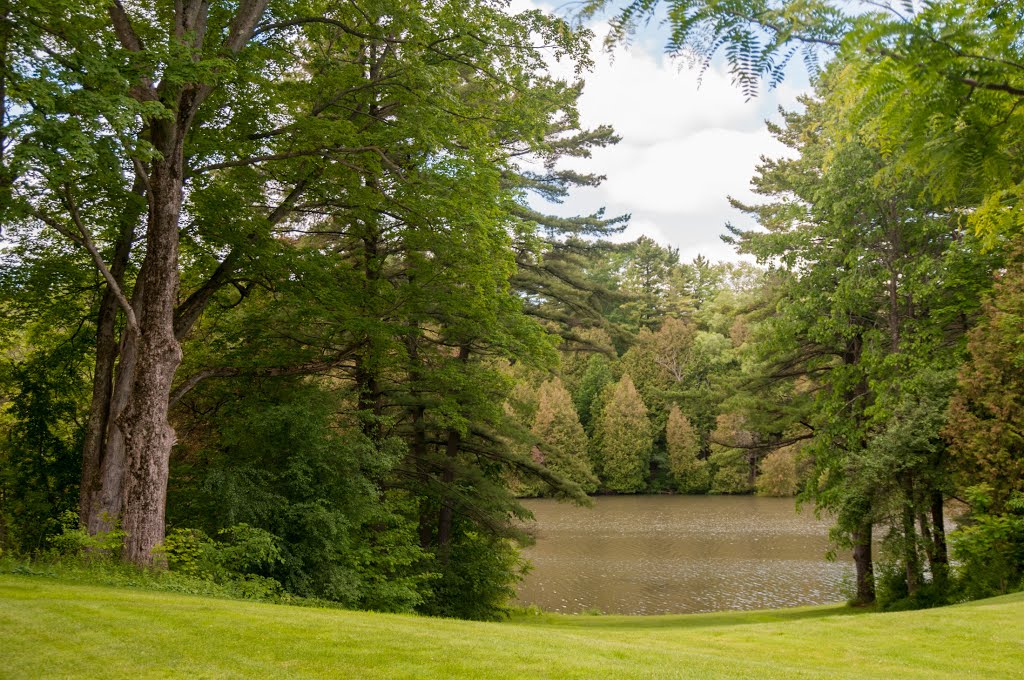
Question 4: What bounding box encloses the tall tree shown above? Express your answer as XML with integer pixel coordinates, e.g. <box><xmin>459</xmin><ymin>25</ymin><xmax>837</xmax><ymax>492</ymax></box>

<box><xmin>666</xmin><ymin>405</ymin><xmax>707</xmax><ymax>493</ymax></box>
<box><xmin>595</xmin><ymin>374</ymin><xmax>652</xmax><ymax>492</ymax></box>
<box><xmin>727</xmin><ymin>64</ymin><xmax>998</xmax><ymax>603</ymax></box>
<box><xmin>531</xmin><ymin>378</ymin><xmax>598</xmax><ymax>494</ymax></box>
<box><xmin>946</xmin><ymin>242</ymin><xmax>1024</xmax><ymax>513</ymax></box>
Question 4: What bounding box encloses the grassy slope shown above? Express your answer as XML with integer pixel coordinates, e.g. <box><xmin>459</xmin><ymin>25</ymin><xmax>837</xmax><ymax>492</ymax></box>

<box><xmin>1</xmin><ymin>575</ymin><xmax>1022</xmax><ymax>679</ymax></box>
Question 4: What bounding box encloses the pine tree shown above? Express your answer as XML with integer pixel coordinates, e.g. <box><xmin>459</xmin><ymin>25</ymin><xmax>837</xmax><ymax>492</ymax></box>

<box><xmin>595</xmin><ymin>374</ymin><xmax>652</xmax><ymax>493</ymax></box>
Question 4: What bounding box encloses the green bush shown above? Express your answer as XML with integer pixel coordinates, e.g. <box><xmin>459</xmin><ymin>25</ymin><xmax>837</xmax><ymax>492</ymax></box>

<box><xmin>952</xmin><ymin>487</ymin><xmax>1024</xmax><ymax>600</ymax></box>
<box><xmin>214</xmin><ymin>524</ymin><xmax>281</xmax><ymax>574</ymax></box>
<box><xmin>158</xmin><ymin>528</ymin><xmax>212</xmax><ymax>576</ymax></box>
<box><xmin>418</xmin><ymin>529</ymin><xmax>530</xmax><ymax>621</ymax></box>
<box><xmin>158</xmin><ymin>523</ymin><xmax>282</xmax><ymax>592</ymax></box>
<box><xmin>874</xmin><ymin>560</ymin><xmax>949</xmax><ymax>612</ymax></box>
<box><xmin>47</xmin><ymin>511</ymin><xmax>123</xmax><ymax>559</ymax></box>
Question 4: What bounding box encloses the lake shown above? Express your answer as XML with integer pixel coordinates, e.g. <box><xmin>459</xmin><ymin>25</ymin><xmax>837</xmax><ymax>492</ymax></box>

<box><xmin>516</xmin><ymin>495</ymin><xmax>852</xmax><ymax>615</ymax></box>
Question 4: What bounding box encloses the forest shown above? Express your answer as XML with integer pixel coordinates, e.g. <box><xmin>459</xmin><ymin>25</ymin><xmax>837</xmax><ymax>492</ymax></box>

<box><xmin>1</xmin><ymin>0</ymin><xmax>1022</xmax><ymax>622</ymax></box>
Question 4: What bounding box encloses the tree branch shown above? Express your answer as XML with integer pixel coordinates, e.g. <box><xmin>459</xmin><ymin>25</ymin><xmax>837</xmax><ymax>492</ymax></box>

<box><xmin>108</xmin><ymin>0</ymin><xmax>144</xmax><ymax>52</ymax></box>
<box><xmin>173</xmin><ymin>177</ymin><xmax>309</xmax><ymax>339</ymax></box>
<box><xmin>959</xmin><ymin>77</ymin><xmax>1024</xmax><ymax>99</ymax></box>
<box><xmin>253</xmin><ymin>17</ymin><xmax>404</xmax><ymax>43</ymax></box>
<box><xmin>169</xmin><ymin>348</ymin><xmax>361</xmax><ymax>406</ymax></box>
<box><xmin>187</xmin><ymin>145</ymin><xmax>398</xmax><ymax>176</ymax></box>
<box><xmin>224</xmin><ymin>0</ymin><xmax>271</xmax><ymax>54</ymax></box>
<box><xmin>108</xmin><ymin>0</ymin><xmax>159</xmax><ymax>102</ymax></box>
<box><xmin>39</xmin><ymin>190</ymin><xmax>139</xmax><ymax>333</ymax></box>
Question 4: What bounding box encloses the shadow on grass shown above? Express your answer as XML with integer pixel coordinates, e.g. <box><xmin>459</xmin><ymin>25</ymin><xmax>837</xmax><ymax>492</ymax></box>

<box><xmin>506</xmin><ymin>601</ymin><xmax>875</xmax><ymax>630</ymax></box>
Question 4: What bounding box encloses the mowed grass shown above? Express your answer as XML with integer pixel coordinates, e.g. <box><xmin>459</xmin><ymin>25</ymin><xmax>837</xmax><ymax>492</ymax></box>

<box><xmin>1</xmin><ymin>575</ymin><xmax>1022</xmax><ymax>679</ymax></box>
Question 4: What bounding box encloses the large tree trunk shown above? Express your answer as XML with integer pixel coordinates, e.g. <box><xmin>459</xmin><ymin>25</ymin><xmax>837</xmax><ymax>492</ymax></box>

<box><xmin>851</xmin><ymin>521</ymin><xmax>875</xmax><ymax>605</ymax></box>
<box><xmin>79</xmin><ymin>0</ymin><xmax>270</xmax><ymax>564</ymax></box>
<box><xmin>117</xmin><ymin>154</ymin><xmax>184</xmax><ymax>565</ymax></box>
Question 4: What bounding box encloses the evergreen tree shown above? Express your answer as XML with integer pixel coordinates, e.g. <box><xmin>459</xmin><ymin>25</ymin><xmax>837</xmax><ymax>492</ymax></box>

<box><xmin>666</xmin><ymin>405</ymin><xmax>707</xmax><ymax>493</ymax></box>
<box><xmin>595</xmin><ymin>375</ymin><xmax>652</xmax><ymax>493</ymax></box>
<box><xmin>946</xmin><ymin>242</ymin><xmax>1024</xmax><ymax>512</ymax></box>
<box><xmin>532</xmin><ymin>379</ymin><xmax>598</xmax><ymax>495</ymax></box>
<box><xmin>574</xmin><ymin>354</ymin><xmax>615</xmax><ymax>434</ymax></box>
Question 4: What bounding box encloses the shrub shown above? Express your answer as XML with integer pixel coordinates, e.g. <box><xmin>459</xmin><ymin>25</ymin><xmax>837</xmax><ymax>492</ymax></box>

<box><xmin>47</xmin><ymin>511</ymin><xmax>124</xmax><ymax>559</ymax></box>
<box><xmin>951</xmin><ymin>487</ymin><xmax>1024</xmax><ymax>600</ymax></box>
<box><xmin>419</xmin><ymin>529</ymin><xmax>530</xmax><ymax>621</ymax></box>
<box><xmin>755</xmin><ymin>447</ymin><xmax>799</xmax><ymax>497</ymax></box>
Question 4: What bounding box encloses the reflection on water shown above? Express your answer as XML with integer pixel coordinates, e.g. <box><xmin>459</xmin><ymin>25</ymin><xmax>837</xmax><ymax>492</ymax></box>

<box><xmin>517</xmin><ymin>495</ymin><xmax>852</xmax><ymax>615</ymax></box>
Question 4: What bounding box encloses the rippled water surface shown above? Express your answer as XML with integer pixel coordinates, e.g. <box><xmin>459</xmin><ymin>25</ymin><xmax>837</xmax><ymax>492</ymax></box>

<box><xmin>517</xmin><ymin>495</ymin><xmax>852</xmax><ymax>615</ymax></box>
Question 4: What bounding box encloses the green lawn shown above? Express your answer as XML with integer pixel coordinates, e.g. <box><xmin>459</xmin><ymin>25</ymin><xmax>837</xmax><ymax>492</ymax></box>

<box><xmin>1</xmin><ymin>575</ymin><xmax>1022</xmax><ymax>678</ymax></box>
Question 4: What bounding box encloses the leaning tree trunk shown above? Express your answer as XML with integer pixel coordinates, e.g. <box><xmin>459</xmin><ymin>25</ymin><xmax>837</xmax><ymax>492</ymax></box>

<box><xmin>87</xmin><ymin>323</ymin><xmax>139</xmax><ymax>535</ymax></box>
<box><xmin>80</xmin><ymin>182</ymin><xmax>143</xmax><ymax>532</ymax></box>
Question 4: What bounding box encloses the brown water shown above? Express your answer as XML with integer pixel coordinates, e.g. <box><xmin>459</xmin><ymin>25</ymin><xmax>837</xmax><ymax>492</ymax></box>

<box><xmin>517</xmin><ymin>495</ymin><xmax>851</xmax><ymax>615</ymax></box>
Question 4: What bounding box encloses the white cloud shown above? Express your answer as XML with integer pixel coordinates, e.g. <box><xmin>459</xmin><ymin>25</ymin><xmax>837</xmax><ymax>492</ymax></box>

<box><xmin>595</xmin><ymin>127</ymin><xmax>788</xmax><ymax>214</ymax></box>
<box><xmin>520</xmin><ymin>5</ymin><xmax>809</xmax><ymax>262</ymax></box>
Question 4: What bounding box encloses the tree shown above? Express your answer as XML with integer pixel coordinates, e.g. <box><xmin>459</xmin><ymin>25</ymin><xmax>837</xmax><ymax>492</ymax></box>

<box><xmin>1</xmin><ymin>0</ymin><xmax>601</xmax><ymax>566</ymax></box>
<box><xmin>672</xmin><ymin>254</ymin><xmax>721</xmax><ymax>312</ymax></box>
<box><xmin>755</xmin><ymin>445</ymin><xmax>802</xmax><ymax>497</ymax></box>
<box><xmin>723</xmin><ymin>61</ymin><xmax>999</xmax><ymax>603</ymax></box>
<box><xmin>946</xmin><ymin>243</ymin><xmax>1024</xmax><ymax>513</ymax></box>
<box><xmin>666</xmin><ymin>405</ymin><xmax>707</xmax><ymax>493</ymax></box>
<box><xmin>616</xmin><ymin>236</ymin><xmax>680</xmax><ymax>330</ymax></box>
<box><xmin>573</xmin><ymin>354</ymin><xmax>615</xmax><ymax>433</ymax></box>
<box><xmin>531</xmin><ymin>378</ymin><xmax>598</xmax><ymax>494</ymax></box>
<box><xmin>595</xmin><ymin>374</ymin><xmax>652</xmax><ymax>492</ymax></box>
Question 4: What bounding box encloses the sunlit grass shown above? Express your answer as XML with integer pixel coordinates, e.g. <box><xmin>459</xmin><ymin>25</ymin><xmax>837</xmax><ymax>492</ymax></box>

<box><xmin>2</xmin><ymin>574</ymin><xmax>1021</xmax><ymax>678</ymax></box>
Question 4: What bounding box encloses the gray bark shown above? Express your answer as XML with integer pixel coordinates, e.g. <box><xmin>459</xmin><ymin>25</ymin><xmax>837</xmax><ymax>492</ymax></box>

<box><xmin>80</xmin><ymin>181</ymin><xmax>143</xmax><ymax>531</ymax></box>
<box><xmin>851</xmin><ymin>522</ymin><xmax>875</xmax><ymax>605</ymax></box>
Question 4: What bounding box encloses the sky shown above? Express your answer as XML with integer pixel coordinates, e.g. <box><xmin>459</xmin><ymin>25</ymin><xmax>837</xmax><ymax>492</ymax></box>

<box><xmin>518</xmin><ymin>2</ymin><xmax>811</xmax><ymax>263</ymax></box>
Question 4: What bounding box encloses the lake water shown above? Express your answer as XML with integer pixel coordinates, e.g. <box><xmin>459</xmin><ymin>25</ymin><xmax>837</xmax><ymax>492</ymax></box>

<box><xmin>516</xmin><ymin>495</ymin><xmax>853</xmax><ymax>615</ymax></box>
